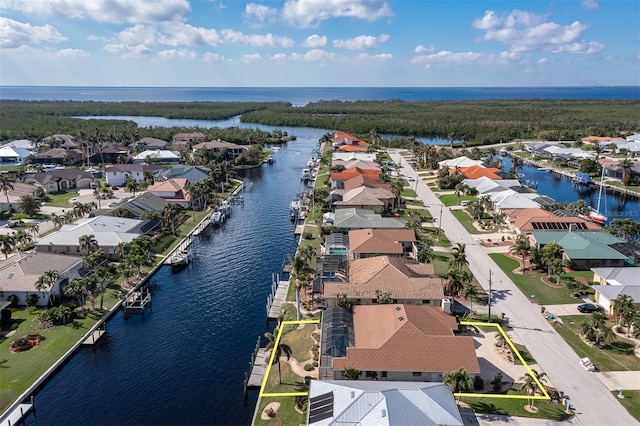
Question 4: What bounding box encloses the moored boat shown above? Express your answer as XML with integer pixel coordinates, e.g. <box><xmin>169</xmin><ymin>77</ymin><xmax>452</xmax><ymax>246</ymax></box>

<box><xmin>211</xmin><ymin>210</ymin><xmax>226</xmax><ymax>226</ymax></box>
<box><xmin>170</xmin><ymin>249</ymin><xmax>191</xmax><ymax>272</ymax></box>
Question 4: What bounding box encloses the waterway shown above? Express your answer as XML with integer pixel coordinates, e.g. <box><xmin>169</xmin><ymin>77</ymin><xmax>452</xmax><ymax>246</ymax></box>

<box><xmin>27</xmin><ymin>123</ymin><xmax>324</xmax><ymax>426</ymax></box>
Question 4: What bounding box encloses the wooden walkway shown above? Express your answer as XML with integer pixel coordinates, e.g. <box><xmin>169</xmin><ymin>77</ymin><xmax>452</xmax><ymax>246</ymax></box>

<box><xmin>82</xmin><ymin>330</ymin><xmax>106</xmax><ymax>346</ymax></box>
<box><xmin>267</xmin><ymin>280</ymin><xmax>291</xmax><ymax>319</ymax></box>
<box><xmin>246</xmin><ymin>349</ymin><xmax>270</xmax><ymax>388</ymax></box>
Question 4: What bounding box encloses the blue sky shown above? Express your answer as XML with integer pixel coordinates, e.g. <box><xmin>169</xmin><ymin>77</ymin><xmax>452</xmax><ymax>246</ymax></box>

<box><xmin>1</xmin><ymin>0</ymin><xmax>638</xmax><ymax>87</ymax></box>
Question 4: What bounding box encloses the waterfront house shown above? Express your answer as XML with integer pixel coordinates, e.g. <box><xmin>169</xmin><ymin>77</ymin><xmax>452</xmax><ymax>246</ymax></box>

<box><xmin>332</xmin><ymin>186</ymin><xmax>395</xmax><ymax>213</ymax></box>
<box><xmin>0</xmin><ymin>146</ymin><xmax>31</xmax><ymax>166</ymax></box>
<box><xmin>104</xmin><ymin>164</ymin><xmax>165</xmax><ymax>186</ymax></box>
<box><xmin>157</xmin><ymin>165</ymin><xmax>210</xmax><ymax>182</ymax></box>
<box><xmin>132</xmin><ymin>150</ymin><xmax>180</xmax><ymax>164</ymax></box>
<box><xmin>322</xmin><ymin>256</ymin><xmax>444</xmax><ymax>307</ymax></box>
<box><xmin>590</xmin><ymin>267</ymin><xmax>640</xmax><ymax>315</ymax></box>
<box><xmin>306</xmin><ymin>380</ymin><xmax>463</xmax><ymax>426</ymax></box>
<box><xmin>131</xmin><ymin>137</ymin><xmax>169</xmax><ymax>151</ymax></box>
<box><xmin>146</xmin><ymin>178</ymin><xmax>191</xmax><ymax>208</ymax></box>
<box><xmin>42</xmin><ymin>134</ymin><xmax>79</xmax><ymax>150</ymax></box>
<box><xmin>333</xmin><ymin>132</ymin><xmax>369</xmax><ymax>152</ymax></box>
<box><xmin>502</xmin><ymin>208</ymin><xmax>601</xmax><ymax>235</ymax></box>
<box><xmin>463</xmin><ymin>177</ymin><xmax>524</xmax><ymax>195</ymax></box>
<box><xmin>331</xmin><ymin>152</ymin><xmax>377</xmax><ymax>162</ymax></box>
<box><xmin>192</xmin><ymin>139</ymin><xmax>247</xmax><ymax>161</ymax></box>
<box><xmin>88</xmin><ymin>145</ymin><xmax>130</xmax><ymax>165</ymax></box>
<box><xmin>332</xmin><ymin>159</ymin><xmax>380</xmax><ymax>172</ymax></box>
<box><xmin>348</xmin><ymin>228</ymin><xmax>417</xmax><ymax>259</ymax></box>
<box><xmin>171</xmin><ymin>132</ymin><xmax>206</xmax><ymax>151</ymax></box>
<box><xmin>342</xmin><ymin>175</ymin><xmax>390</xmax><ymax>191</ymax></box>
<box><xmin>582</xmin><ymin>136</ymin><xmax>626</xmax><ymax>145</ymax></box>
<box><xmin>0</xmin><ymin>252</ymin><xmax>84</xmax><ymax>307</ymax></box>
<box><xmin>35</xmin><ymin>215</ymin><xmax>157</xmax><ymax>260</ymax></box>
<box><xmin>531</xmin><ymin>231</ymin><xmax>634</xmax><ymax>269</ymax></box>
<box><xmin>318</xmin><ymin>304</ymin><xmax>479</xmax><ymax>382</ymax></box>
<box><xmin>330</xmin><ymin>167</ymin><xmax>381</xmax><ymax>190</ymax></box>
<box><xmin>451</xmin><ymin>165</ymin><xmax>503</xmax><ymax>180</ymax></box>
<box><xmin>33</xmin><ymin>148</ymin><xmax>82</xmax><ymax>166</ymax></box>
<box><xmin>2</xmin><ymin>139</ymin><xmax>35</xmax><ymax>151</ymax></box>
<box><xmin>332</xmin><ymin>208</ymin><xmax>406</xmax><ymax>231</ymax></box>
<box><xmin>26</xmin><ymin>169</ymin><xmax>94</xmax><ymax>193</ymax></box>
<box><xmin>438</xmin><ymin>156</ymin><xmax>485</xmax><ymax>169</ymax></box>
<box><xmin>116</xmin><ymin>192</ymin><xmax>167</xmax><ymax>219</ymax></box>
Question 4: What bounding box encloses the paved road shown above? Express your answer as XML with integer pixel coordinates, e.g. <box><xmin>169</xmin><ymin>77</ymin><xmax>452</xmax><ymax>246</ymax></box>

<box><xmin>390</xmin><ymin>150</ymin><xmax>638</xmax><ymax>426</ymax></box>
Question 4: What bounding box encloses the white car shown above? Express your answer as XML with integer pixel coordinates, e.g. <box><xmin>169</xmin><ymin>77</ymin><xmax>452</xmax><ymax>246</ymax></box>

<box><xmin>107</xmin><ymin>201</ymin><xmax>119</xmax><ymax>207</ymax></box>
<box><xmin>69</xmin><ymin>198</ymin><xmax>79</xmax><ymax>205</ymax></box>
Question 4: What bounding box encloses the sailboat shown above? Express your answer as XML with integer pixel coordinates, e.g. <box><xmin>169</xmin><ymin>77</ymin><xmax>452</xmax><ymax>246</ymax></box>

<box><xmin>587</xmin><ymin>167</ymin><xmax>607</xmax><ymax>225</ymax></box>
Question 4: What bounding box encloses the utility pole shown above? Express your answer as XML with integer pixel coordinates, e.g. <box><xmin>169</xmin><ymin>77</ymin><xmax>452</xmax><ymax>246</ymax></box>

<box><xmin>437</xmin><ymin>203</ymin><xmax>443</xmax><ymax>241</ymax></box>
<box><xmin>488</xmin><ymin>269</ymin><xmax>492</xmax><ymax>322</ymax></box>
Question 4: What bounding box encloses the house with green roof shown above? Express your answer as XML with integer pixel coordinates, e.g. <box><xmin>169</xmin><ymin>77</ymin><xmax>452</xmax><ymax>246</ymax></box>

<box><xmin>531</xmin><ymin>231</ymin><xmax>633</xmax><ymax>270</ymax></box>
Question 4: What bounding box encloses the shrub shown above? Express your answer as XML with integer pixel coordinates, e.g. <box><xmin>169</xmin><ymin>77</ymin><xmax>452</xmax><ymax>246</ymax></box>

<box><xmin>302</xmin><ymin>232</ymin><xmax>314</xmax><ymax>240</ymax></box>
<box><xmin>25</xmin><ymin>293</ymin><xmax>39</xmax><ymax>307</ymax></box>
<box><xmin>473</xmin><ymin>375</ymin><xmax>484</xmax><ymax>391</ymax></box>
<box><xmin>491</xmin><ymin>372</ymin><xmax>503</xmax><ymax>392</ymax></box>
<box><xmin>304</xmin><ymin>364</ymin><xmax>314</xmax><ymax>371</ymax></box>
<box><xmin>7</xmin><ymin>294</ymin><xmax>18</xmax><ymax>307</ymax></box>
<box><xmin>312</xmin><ymin>361</ymin><xmax>318</xmax><ymax>367</ymax></box>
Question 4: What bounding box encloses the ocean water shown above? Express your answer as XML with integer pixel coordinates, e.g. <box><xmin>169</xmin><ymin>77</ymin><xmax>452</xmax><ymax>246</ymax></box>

<box><xmin>1</xmin><ymin>86</ymin><xmax>638</xmax><ymax>105</ymax></box>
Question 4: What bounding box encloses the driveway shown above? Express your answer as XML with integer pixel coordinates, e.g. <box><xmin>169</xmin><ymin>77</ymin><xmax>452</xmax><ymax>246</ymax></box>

<box><xmin>389</xmin><ymin>150</ymin><xmax>638</xmax><ymax>426</ymax></box>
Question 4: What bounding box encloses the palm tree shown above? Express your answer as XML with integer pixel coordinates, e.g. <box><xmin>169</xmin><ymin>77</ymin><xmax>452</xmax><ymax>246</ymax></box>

<box><xmin>417</xmin><ymin>243</ymin><xmax>434</xmax><ymax>264</ymax></box>
<box><xmin>35</xmin><ymin>269</ymin><xmax>60</xmax><ymax>306</ymax></box>
<box><xmin>618</xmin><ymin>158</ymin><xmax>633</xmax><ymax>185</ymax></box>
<box><xmin>0</xmin><ymin>174</ymin><xmax>15</xmax><ymax>207</ymax></box>
<box><xmin>510</xmin><ymin>235</ymin><xmax>532</xmax><ymax>272</ymax></box>
<box><xmin>0</xmin><ymin>234</ymin><xmax>15</xmax><ymax>258</ymax></box>
<box><xmin>450</xmin><ymin>243</ymin><xmax>468</xmax><ymax>272</ymax></box>
<box><xmin>30</xmin><ymin>223</ymin><xmax>40</xmax><ymax>241</ymax></box>
<box><xmin>540</xmin><ymin>242</ymin><xmax>562</xmax><ymax>277</ymax></box>
<box><xmin>454</xmin><ymin>182</ymin><xmax>468</xmax><ymax>201</ymax></box>
<box><xmin>389</xmin><ymin>180</ymin><xmax>404</xmax><ymax>209</ymax></box>
<box><xmin>519</xmin><ymin>370</ymin><xmax>547</xmax><ymax>409</ymax></box>
<box><xmin>580</xmin><ymin>311</ymin><xmax>614</xmax><ymax>347</ymax></box>
<box><xmin>444</xmin><ymin>368</ymin><xmax>473</xmax><ymax>403</ymax></box>
<box><xmin>446</xmin><ymin>269</ymin><xmax>471</xmax><ymax>298</ymax></box>
<box><xmin>264</xmin><ymin>329</ymin><xmax>293</xmax><ymax>384</ymax></box>
<box><xmin>163</xmin><ymin>203</ymin><xmax>182</xmax><ymax>235</ymax></box>
<box><xmin>94</xmin><ymin>265</ymin><xmax>116</xmax><ymax>310</ymax></box>
<box><xmin>78</xmin><ymin>234</ymin><xmax>98</xmax><ymax>254</ymax></box>
<box><xmin>463</xmin><ymin>282</ymin><xmax>478</xmax><ymax>315</ymax></box>
<box><xmin>13</xmin><ymin>229</ymin><xmax>32</xmax><ymax>251</ymax></box>
<box><xmin>19</xmin><ymin>194</ymin><xmax>41</xmax><ymax>216</ymax></box>
<box><xmin>342</xmin><ymin>367</ymin><xmax>361</xmax><ymax>380</ymax></box>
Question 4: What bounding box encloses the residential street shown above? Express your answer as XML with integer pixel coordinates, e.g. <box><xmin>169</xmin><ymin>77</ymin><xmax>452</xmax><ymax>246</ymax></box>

<box><xmin>389</xmin><ymin>150</ymin><xmax>639</xmax><ymax>426</ymax></box>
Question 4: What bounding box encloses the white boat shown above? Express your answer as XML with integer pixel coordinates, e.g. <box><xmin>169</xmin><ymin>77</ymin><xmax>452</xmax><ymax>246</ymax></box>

<box><xmin>210</xmin><ymin>210</ymin><xmax>226</xmax><ymax>226</ymax></box>
<box><xmin>271</xmin><ymin>146</ymin><xmax>281</xmax><ymax>152</ymax></box>
<box><xmin>266</xmin><ymin>154</ymin><xmax>274</xmax><ymax>164</ymax></box>
<box><xmin>499</xmin><ymin>148</ymin><xmax>509</xmax><ymax>156</ymax></box>
<box><xmin>170</xmin><ymin>249</ymin><xmax>191</xmax><ymax>272</ymax></box>
<box><xmin>219</xmin><ymin>201</ymin><xmax>232</xmax><ymax>216</ymax></box>
<box><xmin>587</xmin><ymin>168</ymin><xmax>607</xmax><ymax>225</ymax></box>
<box><xmin>300</xmin><ymin>168</ymin><xmax>311</xmax><ymax>180</ymax></box>
<box><xmin>290</xmin><ymin>200</ymin><xmax>301</xmax><ymax>221</ymax></box>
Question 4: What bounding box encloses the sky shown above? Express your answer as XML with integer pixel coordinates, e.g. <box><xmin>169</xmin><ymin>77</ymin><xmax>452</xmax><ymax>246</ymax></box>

<box><xmin>0</xmin><ymin>0</ymin><xmax>639</xmax><ymax>87</ymax></box>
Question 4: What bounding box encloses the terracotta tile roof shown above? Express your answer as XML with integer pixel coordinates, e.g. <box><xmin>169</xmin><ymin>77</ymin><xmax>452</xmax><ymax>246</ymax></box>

<box><xmin>332</xmin><ymin>304</ymin><xmax>480</xmax><ymax>373</ymax></box>
<box><xmin>335</xmin><ymin>131</ymin><xmax>360</xmax><ymax>143</ymax></box>
<box><xmin>451</xmin><ymin>165</ymin><xmax>502</xmax><ymax>180</ymax></box>
<box><xmin>332</xmin><ymin>159</ymin><xmax>380</xmax><ymax>171</ymax></box>
<box><xmin>505</xmin><ymin>208</ymin><xmax>601</xmax><ymax>232</ymax></box>
<box><xmin>349</xmin><ymin>228</ymin><xmax>416</xmax><ymax>255</ymax></box>
<box><xmin>147</xmin><ymin>178</ymin><xmax>188</xmax><ymax>192</ymax></box>
<box><xmin>334</xmin><ymin>187</ymin><xmax>393</xmax><ymax>207</ymax></box>
<box><xmin>343</xmin><ymin>175</ymin><xmax>390</xmax><ymax>191</ymax></box>
<box><xmin>337</xmin><ymin>145</ymin><xmax>368</xmax><ymax>152</ymax></box>
<box><xmin>324</xmin><ymin>256</ymin><xmax>443</xmax><ymax>301</ymax></box>
<box><xmin>331</xmin><ymin>168</ymin><xmax>380</xmax><ymax>181</ymax></box>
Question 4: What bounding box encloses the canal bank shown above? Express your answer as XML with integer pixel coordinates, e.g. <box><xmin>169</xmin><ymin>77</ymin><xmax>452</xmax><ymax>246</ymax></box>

<box><xmin>22</xmin><ymin>129</ymin><xmax>323</xmax><ymax>426</ymax></box>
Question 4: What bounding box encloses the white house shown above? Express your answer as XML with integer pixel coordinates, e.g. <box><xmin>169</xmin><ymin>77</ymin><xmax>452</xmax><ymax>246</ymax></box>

<box><xmin>104</xmin><ymin>164</ymin><xmax>165</xmax><ymax>186</ymax></box>
<box><xmin>132</xmin><ymin>150</ymin><xmax>180</xmax><ymax>164</ymax></box>
<box><xmin>0</xmin><ymin>146</ymin><xmax>31</xmax><ymax>166</ymax></box>
<box><xmin>0</xmin><ymin>252</ymin><xmax>83</xmax><ymax>307</ymax></box>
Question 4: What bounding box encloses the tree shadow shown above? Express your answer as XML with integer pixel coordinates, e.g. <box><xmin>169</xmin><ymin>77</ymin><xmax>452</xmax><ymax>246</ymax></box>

<box><xmin>602</xmin><ymin>341</ymin><xmax>635</xmax><ymax>355</ymax></box>
<box><xmin>471</xmin><ymin>402</ymin><xmax>508</xmax><ymax>416</ymax></box>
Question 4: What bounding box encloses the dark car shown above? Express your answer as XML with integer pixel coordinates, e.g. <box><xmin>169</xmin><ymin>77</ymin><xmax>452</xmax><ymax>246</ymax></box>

<box><xmin>577</xmin><ymin>303</ymin><xmax>603</xmax><ymax>313</ymax></box>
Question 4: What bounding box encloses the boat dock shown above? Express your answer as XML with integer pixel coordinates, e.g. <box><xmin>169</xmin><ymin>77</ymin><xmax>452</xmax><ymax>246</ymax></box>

<box><xmin>0</xmin><ymin>399</ymin><xmax>34</xmax><ymax>426</ymax></box>
<box><xmin>81</xmin><ymin>329</ymin><xmax>106</xmax><ymax>346</ymax></box>
<box><xmin>265</xmin><ymin>273</ymin><xmax>291</xmax><ymax>319</ymax></box>
<box><xmin>122</xmin><ymin>289</ymin><xmax>152</xmax><ymax>318</ymax></box>
<box><xmin>163</xmin><ymin>236</ymin><xmax>193</xmax><ymax>264</ymax></box>
<box><xmin>246</xmin><ymin>349</ymin><xmax>270</xmax><ymax>388</ymax></box>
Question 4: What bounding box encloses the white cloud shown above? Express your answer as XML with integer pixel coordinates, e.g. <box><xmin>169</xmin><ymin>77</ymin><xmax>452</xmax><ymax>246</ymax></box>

<box><xmin>290</xmin><ymin>49</ymin><xmax>336</xmax><ymax>62</ymax></box>
<box><xmin>538</xmin><ymin>58</ymin><xmax>550</xmax><ymax>64</ymax></box>
<box><xmin>0</xmin><ymin>0</ymin><xmax>191</xmax><ymax>24</ymax></box>
<box><xmin>414</xmin><ymin>45</ymin><xmax>434</xmax><ymax>53</ymax></box>
<box><xmin>157</xmin><ymin>49</ymin><xmax>196</xmax><ymax>59</ymax></box>
<box><xmin>202</xmin><ymin>52</ymin><xmax>226</xmax><ymax>62</ymax></box>
<box><xmin>282</xmin><ymin>0</ymin><xmax>393</xmax><ymax>28</ymax></box>
<box><xmin>472</xmin><ymin>10</ymin><xmax>604</xmax><ymax>55</ymax></box>
<box><xmin>582</xmin><ymin>0</ymin><xmax>599</xmax><ymax>10</ymax></box>
<box><xmin>333</xmin><ymin>34</ymin><xmax>390</xmax><ymax>50</ymax></box>
<box><xmin>356</xmin><ymin>53</ymin><xmax>393</xmax><ymax>60</ymax></box>
<box><xmin>270</xmin><ymin>53</ymin><xmax>287</xmax><ymax>63</ymax></box>
<box><xmin>411</xmin><ymin>50</ymin><xmax>523</xmax><ymax>67</ymax></box>
<box><xmin>244</xmin><ymin>3</ymin><xmax>278</xmax><ymax>24</ymax></box>
<box><xmin>56</xmin><ymin>48</ymin><xmax>89</xmax><ymax>57</ymax></box>
<box><xmin>103</xmin><ymin>43</ymin><xmax>153</xmax><ymax>58</ymax></box>
<box><xmin>0</xmin><ymin>17</ymin><xmax>67</xmax><ymax>48</ymax></box>
<box><xmin>302</xmin><ymin>34</ymin><xmax>327</xmax><ymax>48</ymax></box>
<box><xmin>220</xmin><ymin>29</ymin><xmax>294</xmax><ymax>48</ymax></box>
<box><xmin>1</xmin><ymin>44</ymin><xmax>89</xmax><ymax>58</ymax></box>
<box><xmin>241</xmin><ymin>53</ymin><xmax>261</xmax><ymax>63</ymax></box>
<box><xmin>111</xmin><ymin>24</ymin><xmax>222</xmax><ymax>47</ymax></box>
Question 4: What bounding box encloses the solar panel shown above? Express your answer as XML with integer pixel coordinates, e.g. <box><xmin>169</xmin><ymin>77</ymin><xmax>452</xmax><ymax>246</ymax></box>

<box><xmin>530</xmin><ymin>222</ymin><xmax>588</xmax><ymax>231</ymax></box>
<box><xmin>309</xmin><ymin>391</ymin><xmax>334</xmax><ymax>424</ymax></box>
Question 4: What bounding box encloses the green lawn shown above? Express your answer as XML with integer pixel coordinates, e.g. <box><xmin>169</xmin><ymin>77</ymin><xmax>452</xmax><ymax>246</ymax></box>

<box><xmin>555</xmin><ymin>315</ymin><xmax>640</xmax><ymax>372</ymax></box>
<box><xmin>614</xmin><ymin>390</ymin><xmax>640</xmax><ymax>422</ymax></box>
<box><xmin>43</xmin><ymin>191</ymin><xmax>79</xmax><ymax>208</ymax></box>
<box><xmin>489</xmin><ymin>254</ymin><xmax>578</xmax><ymax>305</ymax></box>
<box><xmin>451</xmin><ymin>209</ymin><xmax>499</xmax><ymax>235</ymax></box>
<box><xmin>254</xmin><ymin>396</ymin><xmax>306</xmax><ymax>426</ymax></box>
<box><xmin>423</xmin><ymin>226</ymin><xmax>451</xmax><ymax>247</ymax></box>
<box><xmin>439</xmin><ymin>194</ymin><xmax>475</xmax><ymax>207</ymax></box>
<box><xmin>461</xmin><ymin>390</ymin><xmax>572</xmax><ymax>421</ymax></box>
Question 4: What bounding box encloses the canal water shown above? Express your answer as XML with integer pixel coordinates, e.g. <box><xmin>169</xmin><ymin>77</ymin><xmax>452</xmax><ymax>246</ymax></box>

<box><xmin>28</xmin><ymin>123</ymin><xmax>323</xmax><ymax>426</ymax></box>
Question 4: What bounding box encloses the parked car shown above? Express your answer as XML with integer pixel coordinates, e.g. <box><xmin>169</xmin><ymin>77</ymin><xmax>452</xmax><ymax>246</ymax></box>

<box><xmin>577</xmin><ymin>303</ymin><xmax>603</xmax><ymax>313</ymax></box>
<box><xmin>68</xmin><ymin>198</ymin><xmax>79</xmax><ymax>205</ymax></box>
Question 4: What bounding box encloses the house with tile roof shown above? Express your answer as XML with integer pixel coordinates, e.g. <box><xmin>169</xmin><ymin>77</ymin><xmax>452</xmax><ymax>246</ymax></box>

<box><xmin>146</xmin><ymin>178</ymin><xmax>191</xmax><ymax>208</ymax></box>
<box><xmin>319</xmin><ymin>304</ymin><xmax>479</xmax><ymax>382</ymax></box>
<box><xmin>348</xmin><ymin>228</ymin><xmax>417</xmax><ymax>259</ymax></box>
<box><xmin>42</xmin><ymin>134</ymin><xmax>78</xmax><ymax>149</ymax></box>
<box><xmin>104</xmin><ymin>164</ymin><xmax>165</xmax><ymax>186</ymax></box>
<box><xmin>332</xmin><ymin>186</ymin><xmax>394</xmax><ymax>213</ymax></box>
<box><xmin>26</xmin><ymin>169</ymin><xmax>94</xmax><ymax>193</ymax></box>
<box><xmin>503</xmin><ymin>208</ymin><xmax>601</xmax><ymax>235</ymax></box>
<box><xmin>0</xmin><ymin>252</ymin><xmax>84</xmax><ymax>307</ymax></box>
<box><xmin>306</xmin><ymin>380</ymin><xmax>463</xmax><ymax>426</ymax></box>
<box><xmin>35</xmin><ymin>215</ymin><xmax>157</xmax><ymax>260</ymax></box>
<box><xmin>0</xmin><ymin>182</ymin><xmax>40</xmax><ymax>211</ymax></box>
<box><xmin>322</xmin><ymin>256</ymin><xmax>445</xmax><ymax>307</ymax></box>
<box><xmin>131</xmin><ymin>137</ymin><xmax>169</xmax><ymax>151</ymax></box>
<box><xmin>332</xmin><ymin>159</ymin><xmax>380</xmax><ymax>171</ymax></box>
<box><xmin>330</xmin><ymin>167</ymin><xmax>381</xmax><ymax>190</ymax></box>
<box><xmin>451</xmin><ymin>165</ymin><xmax>503</xmax><ymax>180</ymax></box>
<box><xmin>333</xmin><ymin>208</ymin><xmax>406</xmax><ymax>231</ymax></box>
<box><xmin>192</xmin><ymin>139</ymin><xmax>247</xmax><ymax>160</ymax></box>
<box><xmin>116</xmin><ymin>192</ymin><xmax>167</xmax><ymax>219</ymax></box>
<box><xmin>342</xmin><ymin>175</ymin><xmax>389</xmax><ymax>191</ymax></box>
<box><xmin>157</xmin><ymin>165</ymin><xmax>210</xmax><ymax>182</ymax></box>
<box><xmin>32</xmin><ymin>148</ymin><xmax>83</xmax><ymax>166</ymax></box>
<box><xmin>532</xmin><ymin>231</ymin><xmax>634</xmax><ymax>269</ymax></box>
<box><xmin>88</xmin><ymin>145</ymin><xmax>130</xmax><ymax>165</ymax></box>
<box><xmin>332</xmin><ymin>132</ymin><xmax>369</xmax><ymax>152</ymax></box>
<box><xmin>331</xmin><ymin>152</ymin><xmax>377</xmax><ymax>162</ymax></box>
<box><xmin>438</xmin><ymin>156</ymin><xmax>485</xmax><ymax>169</ymax></box>
<box><xmin>2</xmin><ymin>139</ymin><xmax>35</xmax><ymax>151</ymax></box>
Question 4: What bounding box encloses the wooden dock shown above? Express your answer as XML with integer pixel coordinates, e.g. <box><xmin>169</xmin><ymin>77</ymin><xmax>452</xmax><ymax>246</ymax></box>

<box><xmin>122</xmin><ymin>289</ymin><xmax>151</xmax><ymax>318</ymax></box>
<box><xmin>266</xmin><ymin>275</ymin><xmax>291</xmax><ymax>320</ymax></box>
<box><xmin>82</xmin><ymin>329</ymin><xmax>106</xmax><ymax>346</ymax></box>
<box><xmin>294</xmin><ymin>225</ymin><xmax>305</xmax><ymax>235</ymax></box>
<box><xmin>246</xmin><ymin>349</ymin><xmax>270</xmax><ymax>388</ymax></box>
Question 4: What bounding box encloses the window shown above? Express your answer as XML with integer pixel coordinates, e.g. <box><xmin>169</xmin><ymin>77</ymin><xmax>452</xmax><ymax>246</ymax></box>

<box><xmin>412</xmin><ymin>372</ymin><xmax>422</xmax><ymax>377</ymax></box>
<box><xmin>365</xmin><ymin>371</ymin><xmax>374</xmax><ymax>378</ymax></box>
<box><xmin>382</xmin><ymin>371</ymin><xmax>387</xmax><ymax>378</ymax></box>
<box><xmin>422</xmin><ymin>300</ymin><xmax>431</xmax><ymax>304</ymax></box>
